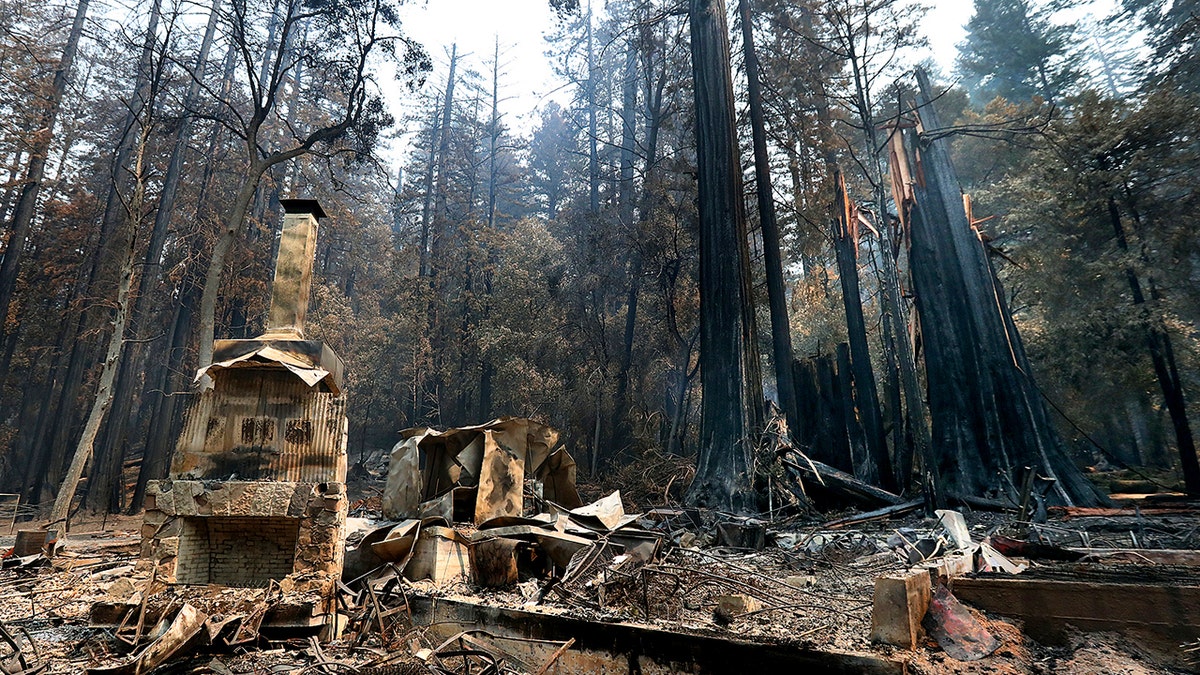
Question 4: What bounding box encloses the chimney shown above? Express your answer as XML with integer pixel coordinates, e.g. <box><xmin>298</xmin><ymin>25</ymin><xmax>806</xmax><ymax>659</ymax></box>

<box><xmin>265</xmin><ymin>199</ymin><xmax>327</xmax><ymax>338</ymax></box>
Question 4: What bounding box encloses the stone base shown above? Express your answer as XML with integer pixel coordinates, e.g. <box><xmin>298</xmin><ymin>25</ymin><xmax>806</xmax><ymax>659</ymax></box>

<box><xmin>143</xmin><ymin>480</ymin><xmax>346</xmax><ymax>586</ymax></box>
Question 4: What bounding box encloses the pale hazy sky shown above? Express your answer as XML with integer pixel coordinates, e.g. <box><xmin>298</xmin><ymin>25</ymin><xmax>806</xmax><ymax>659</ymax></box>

<box><xmin>396</xmin><ymin>0</ymin><xmax>976</xmax><ymax>96</ymax></box>
<box><xmin>387</xmin><ymin>0</ymin><xmax>1130</xmax><ymax>165</ymax></box>
<box><xmin>389</xmin><ymin>0</ymin><xmax>974</xmax><ymax>157</ymax></box>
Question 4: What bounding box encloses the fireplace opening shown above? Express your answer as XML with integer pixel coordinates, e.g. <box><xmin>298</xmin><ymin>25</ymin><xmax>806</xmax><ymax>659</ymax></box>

<box><xmin>176</xmin><ymin>516</ymin><xmax>300</xmax><ymax>587</ymax></box>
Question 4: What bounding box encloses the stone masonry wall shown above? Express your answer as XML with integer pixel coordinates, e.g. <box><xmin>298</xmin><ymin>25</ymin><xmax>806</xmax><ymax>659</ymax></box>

<box><xmin>142</xmin><ymin>480</ymin><xmax>346</xmax><ymax>585</ymax></box>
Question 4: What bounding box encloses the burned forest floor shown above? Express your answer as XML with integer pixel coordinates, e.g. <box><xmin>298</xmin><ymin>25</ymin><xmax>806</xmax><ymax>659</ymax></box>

<box><xmin>2</xmin><ymin>466</ymin><xmax>1199</xmax><ymax>675</ymax></box>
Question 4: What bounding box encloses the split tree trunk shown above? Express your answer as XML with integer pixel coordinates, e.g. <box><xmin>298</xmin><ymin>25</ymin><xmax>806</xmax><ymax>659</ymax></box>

<box><xmin>830</xmin><ymin>173</ymin><xmax>891</xmax><ymax>488</ymax></box>
<box><xmin>872</xmin><ymin>122</ymin><xmax>934</xmax><ymax>496</ymax></box>
<box><xmin>903</xmin><ymin>69</ymin><xmax>1103</xmax><ymax>506</ymax></box>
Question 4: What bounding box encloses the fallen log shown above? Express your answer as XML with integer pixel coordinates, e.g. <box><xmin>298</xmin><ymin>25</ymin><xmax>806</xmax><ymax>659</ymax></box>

<box><xmin>947</xmin><ymin>492</ymin><xmax>1018</xmax><ymax>513</ymax></box>
<box><xmin>823</xmin><ymin>500</ymin><xmax>923</xmax><ymax>529</ymax></box>
<box><xmin>781</xmin><ymin>451</ymin><xmax>904</xmax><ymax>507</ymax></box>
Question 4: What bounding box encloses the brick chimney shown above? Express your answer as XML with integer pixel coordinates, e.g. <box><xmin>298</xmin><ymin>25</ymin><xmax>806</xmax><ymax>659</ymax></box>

<box><xmin>264</xmin><ymin>199</ymin><xmax>327</xmax><ymax>338</ymax></box>
<box><xmin>143</xmin><ymin>196</ymin><xmax>349</xmax><ymax>602</ymax></box>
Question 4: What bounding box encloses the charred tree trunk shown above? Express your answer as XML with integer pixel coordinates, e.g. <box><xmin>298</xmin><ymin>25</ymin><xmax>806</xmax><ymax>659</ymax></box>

<box><xmin>1106</xmin><ymin>199</ymin><xmax>1199</xmax><ymax>494</ymax></box>
<box><xmin>610</xmin><ymin>38</ymin><xmax>640</xmax><ymax>458</ymax></box>
<box><xmin>428</xmin><ymin>43</ymin><xmax>458</xmax><ymax>266</ymax></box>
<box><xmin>686</xmin><ymin>0</ymin><xmax>765</xmax><ymax>513</ymax></box>
<box><xmin>876</xmin><ymin>131</ymin><xmax>933</xmax><ymax>496</ymax></box>
<box><xmin>830</xmin><ymin>173</ymin><xmax>891</xmax><ymax>488</ymax></box>
<box><xmin>903</xmin><ymin>69</ymin><xmax>1103</xmax><ymax>507</ymax></box>
<box><xmin>418</xmin><ymin>102</ymin><xmax>441</xmax><ymax>277</ymax></box>
<box><xmin>791</xmin><ymin>358</ymin><xmax>820</xmax><ymax>457</ymax></box>
<box><xmin>129</xmin><ymin>281</ymin><xmax>198</xmax><ymax>512</ymax></box>
<box><xmin>738</xmin><ymin>0</ymin><xmax>801</xmax><ymax>441</ymax></box>
<box><xmin>422</xmin><ymin>43</ymin><xmax>459</xmax><ymax>424</ymax></box>
<box><xmin>836</xmin><ymin>342</ymin><xmax>873</xmax><ymax>480</ymax></box>
<box><xmin>477</xmin><ymin>37</ymin><xmax>502</xmax><ymax>420</ymax></box>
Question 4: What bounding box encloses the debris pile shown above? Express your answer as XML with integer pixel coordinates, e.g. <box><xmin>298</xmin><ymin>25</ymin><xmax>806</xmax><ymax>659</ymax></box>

<box><xmin>2</xmin><ymin>416</ymin><xmax>1198</xmax><ymax>673</ymax></box>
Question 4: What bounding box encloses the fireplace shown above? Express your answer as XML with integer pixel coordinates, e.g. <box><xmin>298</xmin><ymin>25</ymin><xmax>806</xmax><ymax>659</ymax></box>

<box><xmin>141</xmin><ymin>199</ymin><xmax>348</xmax><ymax>602</ymax></box>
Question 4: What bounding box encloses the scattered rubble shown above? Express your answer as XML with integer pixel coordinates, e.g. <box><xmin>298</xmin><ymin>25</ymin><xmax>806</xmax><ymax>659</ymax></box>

<box><xmin>3</xmin><ymin>413</ymin><xmax>1198</xmax><ymax>673</ymax></box>
<box><xmin>3</xmin><ymin>489</ymin><xmax>1198</xmax><ymax>672</ymax></box>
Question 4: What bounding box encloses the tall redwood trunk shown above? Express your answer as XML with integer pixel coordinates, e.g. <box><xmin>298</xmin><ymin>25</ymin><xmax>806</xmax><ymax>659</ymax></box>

<box><xmin>686</xmin><ymin>0</ymin><xmax>765</xmax><ymax>513</ymax></box>
<box><xmin>738</xmin><ymin>0</ymin><xmax>801</xmax><ymax>443</ymax></box>
<box><xmin>610</xmin><ymin>37</ymin><xmax>641</xmax><ymax>459</ymax></box>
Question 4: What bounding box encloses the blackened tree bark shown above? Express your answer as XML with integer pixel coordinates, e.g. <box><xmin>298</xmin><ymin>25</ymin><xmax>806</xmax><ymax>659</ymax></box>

<box><xmin>477</xmin><ymin>37</ymin><xmax>503</xmax><ymax>421</ymax></box>
<box><xmin>905</xmin><ymin>68</ymin><xmax>1103</xmax><ymax>506</ymax></box>
<box><xmin>836</xmin><ymin>341</ymin><xmax>872</xmax><ymax>479</ymax></box>
<box><xmin>738</xmin><ymin>0</ymin><xmax>801</xmax><ymax>441</ymax></box>
<box><xmin>1106</xmin><ymin>199</ymin><xmax>1199</xmax><ymax>494</ymax></box>
<box><xmin>610</xmin><ymin>37</ymin><xmax>640</xmax><ymax>458</ymax></box>
<box><xmin>418</xmin><ymin>101</ymin><xmax>441</xmax><ymax>277</ymax></box>
<box><xmin>129</xmin><ymin>282</ymin><xmax>197</xmax><ymax>511</ymax></box>
<box><xmin>830</xmin><ymin>172</ymin><xmax>891</xmax><ymax>488</ymax></box>
<box><xmin>885</xmin><ymin>123</ymin><xmax>937</xmax><ymax>499</ymax></box>
<box><xmin>686</xmin><ymin>0</ymin><xmax>765</xmax><ymax>513</ymax></box>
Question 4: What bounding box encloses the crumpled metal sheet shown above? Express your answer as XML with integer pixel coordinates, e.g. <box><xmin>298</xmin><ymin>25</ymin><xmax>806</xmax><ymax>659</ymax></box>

<box><xmin>88</xmin><ymin>604</ymin><xmax>209</xmax><ymax>674</ymax></box>
<box><xmin>567</xmin><ymin>491</ymin><xmax>626</xmax><ymax>531</ymax></box>
<box><xmin>199</xmin><ymin>345</ymin><xmax>329</xmax><ymax>387</ymax></box>
<box><xmin>195</xmin><ymin>339</ymin><xmax>344</xmax><ymax>393</ymax></box>
<box><xmin>475</xmin><ymin>430</ymin><xmax>523</xmax><ymax>524</ymax></box>
<box><xmin>922</xmin><ymin>582</ymin><xmax>999</xmax><ymax>661</ymax></box>
<box><xmin>382</xmin><ymin>434</ymin><xmax>426</xmax><ymax>519</ymax></box>
<box><xmin>382</xmin><ymin>418</ymin><xmax>583</xmax><ymax>523</ymax></box>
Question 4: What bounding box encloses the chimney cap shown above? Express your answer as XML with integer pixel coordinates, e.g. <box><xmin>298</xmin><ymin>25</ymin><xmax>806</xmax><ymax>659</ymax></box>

<box><xmin>280</xmin><ymin>198</ymin><xmax>328</xmax><ymax>220</ymax></box>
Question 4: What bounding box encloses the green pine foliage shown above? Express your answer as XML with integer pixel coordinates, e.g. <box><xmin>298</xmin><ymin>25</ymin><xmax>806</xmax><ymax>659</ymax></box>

<box><xmin>956</xmin><ymin>0</ymin><xmax>1081</xmax><ymax>103</ymax></box>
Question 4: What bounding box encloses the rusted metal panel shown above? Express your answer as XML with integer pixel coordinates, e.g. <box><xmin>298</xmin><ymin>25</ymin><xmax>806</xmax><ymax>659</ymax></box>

<box><xmin>171</xmin><ymin>370</ymin><xmax>347</xmax><ymax>483</ymax></box>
